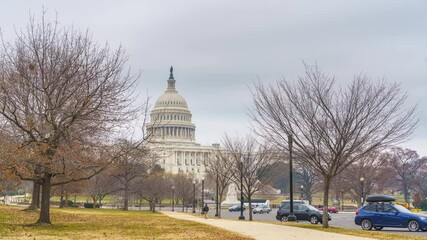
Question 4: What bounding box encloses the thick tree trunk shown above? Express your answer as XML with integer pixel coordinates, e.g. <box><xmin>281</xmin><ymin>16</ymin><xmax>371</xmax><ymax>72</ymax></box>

<box><xmin>59</xmin><ymin>185</ymin><xmax>65</xmax><ymax>208</ymax></box>
<box><xmin>322</xmin><ymin>177</ymin><xmax>331</xmax><ymax>228</ymax></box>
<box><xmin>218</xmin><ymin>193</ymin><xmax>223</xmax><ymax>218</ymax></box>
<box><xmin>248</xmin><ymin>198</ymin><xmax>253</xmax><ymax>221</ymax></box>
<box><xmin>92</xmin><ymin>196</ymin><xmax>98</xmax><ymax>207</ymax></box>
<box><xmin>182</xmin><ymin>199</ymin><xmax>185</xmax><ymax>212</ymax></box>
<box><xmin>28</xmin><ymin>182</ymin><xmax>40</xmax><ymax>210</ymax></box>
<box><xmin>151</xmin><ymin>201</ymin><xmax>156</xmax><ymax>212</ymax></box>
<box><xmin>123</xmin><ymin>183</ymin><xmax>129</xmax><ymax>210</ymax></box>
<box><xmin>37</xmin><ymin>173</ymin><xmax>52</xmax><ymax>224</ymax></box>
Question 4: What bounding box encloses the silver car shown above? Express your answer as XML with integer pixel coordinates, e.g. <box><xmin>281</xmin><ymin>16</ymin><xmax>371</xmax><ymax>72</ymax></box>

<box><xmin>252</xmin><ymin>205</ymin><xmax>271</xmax><ymax>214</ymax></box>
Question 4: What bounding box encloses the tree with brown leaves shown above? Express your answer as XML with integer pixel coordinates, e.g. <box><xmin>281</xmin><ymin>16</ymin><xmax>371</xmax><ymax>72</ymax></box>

<box><xmin>0</xmin><ymin>12</ymin><xmax>140</xmax><ymax>224</ymax></box>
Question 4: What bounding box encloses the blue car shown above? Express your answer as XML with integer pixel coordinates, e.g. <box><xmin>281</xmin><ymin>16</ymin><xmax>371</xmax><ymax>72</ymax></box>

<box><xmin>355</xmin><ymin>195</ymin><xmax>427</xmax><ymax>232</ymax></box>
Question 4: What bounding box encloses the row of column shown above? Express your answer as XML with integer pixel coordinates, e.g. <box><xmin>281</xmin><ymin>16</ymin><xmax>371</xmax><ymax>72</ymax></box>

<box><xmin>156</xmin><ymin>126</ymin><xmax>195</xmax><ymax>139</ymax></box>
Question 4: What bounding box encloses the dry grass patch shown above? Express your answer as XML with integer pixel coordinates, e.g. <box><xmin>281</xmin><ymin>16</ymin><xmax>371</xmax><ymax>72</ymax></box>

<box><xmin>0</xmin><ymin>206</ymin><xmax>253</xmax><ymax>240</ymax></box>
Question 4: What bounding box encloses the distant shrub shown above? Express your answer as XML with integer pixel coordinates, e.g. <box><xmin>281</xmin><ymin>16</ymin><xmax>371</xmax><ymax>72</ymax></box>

<box><xmin>420</xmin><ymin>199</ymin><xmax>427</xmax><ymax>211</ymax></box>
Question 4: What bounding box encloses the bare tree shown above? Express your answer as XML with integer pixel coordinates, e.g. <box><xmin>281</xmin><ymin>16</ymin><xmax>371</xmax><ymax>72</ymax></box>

<box><xmin>385</xmin><ymin>147</ymin><xmax>426</xmax><ymax>204</ymax></box>
<box><xmin>250</xmin><ymin>64</ymin><xmax>417</xmax><ymax>227</ymax></box>
<box><xmin>0</xmin><ymin>12</ymin><xmax>141</xmax><ymax>224</ymax></box>
<box><xmin>335</xmin><ymin>151</ymin><xmax>388</xmax><ymax>207</ymax></box>
<box><xmin>111</xmin><ymin>139</ymin><xmax>154</xmax><ymax>210</ymax></box>
<box><xmin>414</xmin><ymin>165</ymin><xmax>427</xmax><ymax>199</ymax></box>
<box><xmin>85</xmin><ymin>170</ymin><xmax>119</xmax><ymax>207</ymax></box>
<box><xmin>222</xmin><ymin>134</ymin><xmax>279</xmax><ymax>221</ymax></box>
<box><xmin>133</xmin><ymin>169</ymin><xmax>169</xmax><ymax>212</ymax></box>
<box><xmin>204</xmin><ymin>145</ymin><xmax>233</xmax><ymax>218</ymax></box>
<box><xmin>295</xmin><ymin>159</ymin><xmax>320</xmax><ymax>204</ymax></box>
<box><xmin>173</xmin><ymin>173</ymin><xmax>194</xmax><ymax>212</ymax></box>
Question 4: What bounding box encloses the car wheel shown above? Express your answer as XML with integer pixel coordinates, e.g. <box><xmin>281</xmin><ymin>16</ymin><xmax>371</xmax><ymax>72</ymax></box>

<box><xmin>408</xmin><ymin>220</ymin><xmax>420</xmax><ymax>232</ymax></box>
<box><xmin>280</xmin><ymin>216</ymin><xmax>287</xmax><ymax>222</ymax></box>
<box><xmin>309</xmin><ymin>215</ymin><xmax>319</xmax><ymax>224</ymax></box>
<box><xmin>374</xmin><ymin>226</ymin><xmax>383</xmax><ymax>230</ymax></box>
<box><xmin>361</xmin><ymin>219</ymin><xmax>372</xmax><ymax>230</ymax></box>
<box><xmin>421</xmin><ymin>228</ymin><xmax>427</xmax><ymax>232</ymax></box>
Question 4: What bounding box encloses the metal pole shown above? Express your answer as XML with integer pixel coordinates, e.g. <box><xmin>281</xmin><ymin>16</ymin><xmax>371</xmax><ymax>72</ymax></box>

<box><xmin>287</xmin><ymin>134</ymin><xmax>297</xmax><ymax>221</ymax></box>
<box><xmin>215</xmin><ymin>172</ymin><xmax>219</xmax><ymax>217</ymax></box>
<box><xmin>239</xmin><ymin>159</ymin><xmax>245</xmax><ymax>220</ymax></box>
<box><xmin>172</xmin><ymin>186</ymin><xmax>175</xmax><ymax>211</ymax></box>
<box><xmin>202</xmin><ymin>178</ymin><xmax>205</xmax><ymax>210</ymax></box>
<box><xmin>192</xmin><ymin>180</ymin><xmax>196</xmax><ymax>213</ymax></box>
<box><xmin>360</xmin><ymin>177</ymin><xmax>364</xmax><ymax>206</ymax></box>
<box><xmin>300</xmin><ymin>185</ymin><xmax>304</xmax><ymax>199</ymax></box>
<box><xmin>340</xmin><ymin>190</ymin><xmax>344</xmax><ymax>211</ymax></box>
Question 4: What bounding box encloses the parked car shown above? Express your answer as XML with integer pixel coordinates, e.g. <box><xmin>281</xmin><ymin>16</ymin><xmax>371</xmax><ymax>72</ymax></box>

<box><xmin>355</xmin><ymin>195</ymin><xmax>427</xmax><ymax>232</ymax></box>
<box><xmin>276</xmin><ymin>203</ymin><xmax>331</xmax><ymax>224</ymax></box>
<box><xmin>279</xmin><ymin>200</ymin><xmax>307</xmax><ymax>208</ymax></box>
<box><xmin>253</xmin><ymin>205</ymin><xmax>272</xmax><ymax>214</ymax></box>
<box><xmin>229</xmin><ymin>204</ymin><xmax>246</xmax><ymax>212</ymax></box>
<box><xmin>318</xmin><ymin>206</ymin><xmax>339</xmax><ymax>213</ymax></box>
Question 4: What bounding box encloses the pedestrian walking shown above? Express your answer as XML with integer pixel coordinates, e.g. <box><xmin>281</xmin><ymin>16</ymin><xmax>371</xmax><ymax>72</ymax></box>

<box><xmin>202</xmin><ymin>204</ymin><xmax>209</xmax><ymax>219</ymax></box>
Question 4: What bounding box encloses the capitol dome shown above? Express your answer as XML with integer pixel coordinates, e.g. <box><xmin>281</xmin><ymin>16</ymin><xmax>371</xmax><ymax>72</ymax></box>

<box><xmin>154</xmin><ymin>88</ymin><xmax>188</xmax><ymax>109</ymax></box>
<box><xmin>147</xmin><ymin>67</ymin><xmax>196</xmax><ymax>143</ymax></box>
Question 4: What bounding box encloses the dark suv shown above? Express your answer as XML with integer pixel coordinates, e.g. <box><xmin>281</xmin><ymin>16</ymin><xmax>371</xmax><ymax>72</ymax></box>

<box><xmin>280</xmin><ymin>200</ymin><xmax>306</xmax><ymax>208</ymax></box>
<box><xmin>276</xmin><ymin>203</ymin><xmax>330</xmax><ymax>224</ymax></box>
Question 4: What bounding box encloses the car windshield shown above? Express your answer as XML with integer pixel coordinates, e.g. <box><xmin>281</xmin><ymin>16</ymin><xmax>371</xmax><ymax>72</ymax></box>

<box><xmin>393</xmin><ymin>204</ymin><xmax>412</xmax><ymax>213</ymax></box>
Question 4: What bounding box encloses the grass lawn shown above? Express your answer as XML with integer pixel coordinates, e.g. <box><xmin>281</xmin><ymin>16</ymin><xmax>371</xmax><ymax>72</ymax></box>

<box><xmin>0</xmin><ymin>205</ymin><xmax>253</xmax><ymax>240</ymax></box>
<box><xmin>277</xmin><ymin>221</ymin><xmax>427</xmax><ymax>240</ymax></box>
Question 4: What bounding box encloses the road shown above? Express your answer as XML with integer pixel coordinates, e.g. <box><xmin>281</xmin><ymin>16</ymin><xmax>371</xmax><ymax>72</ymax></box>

<box><xmin>205</xmin><ymin>208</ymin><xmax>427</xmax><ymax>238</ymax></box>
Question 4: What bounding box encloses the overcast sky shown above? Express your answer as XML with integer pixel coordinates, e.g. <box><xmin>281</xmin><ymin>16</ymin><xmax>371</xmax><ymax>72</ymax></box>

<box><xmin>1</xmin><ymin>0</ymin><xmax>426</xmax><ymax>155</ymax></box>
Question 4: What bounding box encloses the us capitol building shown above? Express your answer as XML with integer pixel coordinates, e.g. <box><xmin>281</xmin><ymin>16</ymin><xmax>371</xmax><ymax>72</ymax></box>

<box><xmin>146</xmin><ymin>67</ymin><xmax>218</xmax><ymax>179</ymax></box>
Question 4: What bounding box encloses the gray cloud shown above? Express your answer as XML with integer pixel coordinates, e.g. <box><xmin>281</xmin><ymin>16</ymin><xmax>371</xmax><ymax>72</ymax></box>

<box><xmin>1</xmin><ymin>0</ymin><xmax>426</xmax><ymax>155</ymax></box>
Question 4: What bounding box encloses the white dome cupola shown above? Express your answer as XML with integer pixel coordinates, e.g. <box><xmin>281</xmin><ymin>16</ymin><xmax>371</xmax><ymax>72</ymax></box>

<box><xmin>147</xmin><ymin>66</ymin><xmax>196</xmax><ymax>143</ymax></box>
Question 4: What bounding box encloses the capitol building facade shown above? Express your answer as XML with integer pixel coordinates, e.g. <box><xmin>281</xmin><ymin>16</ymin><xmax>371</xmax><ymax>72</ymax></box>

<box><xmin>146</xmin><ymin>67</ymin><xmax>217</xmax><ymax>179</ymax></box>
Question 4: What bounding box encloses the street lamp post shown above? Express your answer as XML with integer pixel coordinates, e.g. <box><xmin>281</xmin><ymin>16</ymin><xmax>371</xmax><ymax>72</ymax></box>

<box><xmin>192</xmin><ymin>180</ymin><xmax>196</xmax><ymax>213</ymax></box>
<box><xmin>201</xmin><ymin>177</ymin><xmax>205</xmax><ymax>210</ymax></box>
<box><xmin>239</xmin><ymin>159</ymin><xmax>245</xmax><ymax>220</ymax></box>
<box><xmin>172</xmin><ymin>186</ymin><xmax>175</xmax><ymax>212</ymax></box>
<box><xmin>300</xmin><ymin>185</ymin><xmax>304</xmax><ymax>200</ymax></box>
<box><xmin>215</xmin><ymin>172</ymin><xmax>219</xmax><ymax>217</ymax></box>
<box><xmin>360</xmin><ymin>177</ymin><xmax>365</xmax><ymax>206</ymax></box>
<box><xmin>287</xmin><ymin>134</ymin><xmax>297</xmax><ymax>222</ymax></box>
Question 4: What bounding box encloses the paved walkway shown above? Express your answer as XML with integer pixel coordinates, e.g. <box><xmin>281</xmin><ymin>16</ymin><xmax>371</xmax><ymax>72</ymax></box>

<box><xmin>163</xmin><ymin>211</ymin><xmax>375</xmax><ymax>240</ymax></box>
